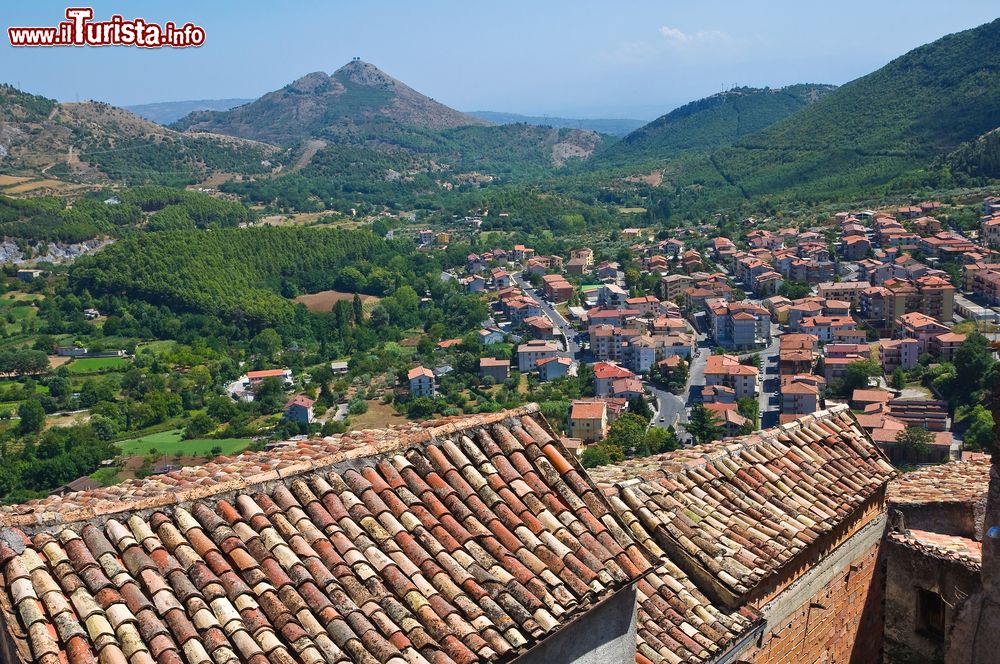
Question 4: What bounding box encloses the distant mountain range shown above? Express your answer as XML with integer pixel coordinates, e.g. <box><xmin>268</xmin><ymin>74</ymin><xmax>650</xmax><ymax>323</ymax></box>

<box><xmin>124</xmin><ymin>98</ymin><xmax>254</xmax><ymax>125</ymax></box>
<box><xmin>4</xmin><ymin>18</ymin><xmax>1000</xmax><ymax>203</ymax></box>
<box><xmin>467</xmin><ymin>111</ymin><xmax>643</xmax><ymax>137</ymax></box>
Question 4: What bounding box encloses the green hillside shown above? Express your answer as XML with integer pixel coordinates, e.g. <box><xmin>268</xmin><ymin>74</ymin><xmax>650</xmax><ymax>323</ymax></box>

<box><xmin>687</xmin><ymin>18</ymin><xmax>1000</xmax><ymax>206</ymax></box>
<box><xmin>598</xmin><ymin>84</ymin><xmax>835</xmax><ymax>165</ymax></box>
<box><xmin>944</xmin><ymin>127</ymin><xmax>1000</xmax><ymax>184</ymax></box>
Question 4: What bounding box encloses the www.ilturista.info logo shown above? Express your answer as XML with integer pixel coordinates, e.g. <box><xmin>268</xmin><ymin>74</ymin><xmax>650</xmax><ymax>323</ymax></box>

<box><xmin>8</xmin><ymin>8</ymin><xmax>205</xmax><ymax>48</ymax></box>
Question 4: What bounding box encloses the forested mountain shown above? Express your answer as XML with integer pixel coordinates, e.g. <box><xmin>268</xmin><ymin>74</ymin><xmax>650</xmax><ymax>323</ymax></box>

<box><xmin>0</xmin><ymin>85</ymin><xmax>278</xmax><ymax>185</ymax></box>
<box><xmin>468</xmin><ymin>111</ymin><xmax>644</xmax><ymax>137</ymax></box>
<box><xmin>653</xmin><ymin>18</ymin><xmax>1000</xmax><ymax>208</ymax></box>
<box><xmin>0</xmin><ymin>186</ymin><xmax>252</xmax><ymax>242</ymax></box>
<box><xmin>944</xmin><ymin>127</ymin><xmax>1000</xmax><ymax>184</ymax></box>
<box><xmin>173</xmin><ymin>60</ymin><xmax>487</xmax><ymax>145</ymax></box>
<box><xmin>597</xmin><ymin>84</ymin><xmax>835</xmax><ymax>165</ymax></box>
<box><xmin>125</xmin><ymin>98</ymin><xmax>254</xmax><ymax>125</ymax></box>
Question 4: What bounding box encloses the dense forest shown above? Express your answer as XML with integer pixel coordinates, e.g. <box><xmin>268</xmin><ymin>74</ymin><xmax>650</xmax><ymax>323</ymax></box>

<box><xmin>0</xmin><ymin>187</ymin><xmax>253</xmax><ymax>243</ymax></box>
<box><xmin>71</xmin><ymin>227</ymin><xmax>391</xmax><ymax>326</ymax></box>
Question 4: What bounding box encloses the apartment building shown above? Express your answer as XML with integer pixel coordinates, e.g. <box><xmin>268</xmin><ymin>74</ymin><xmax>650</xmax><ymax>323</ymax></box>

<box><xmin>704</xmin><ymin>353</ymin><xmax>759</xmax><ymax>399</ymax></box>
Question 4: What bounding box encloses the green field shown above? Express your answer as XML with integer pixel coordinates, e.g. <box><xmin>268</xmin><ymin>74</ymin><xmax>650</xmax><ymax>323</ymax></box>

<box><xmin>117</xmin><ymin>429</ymin><xmax>252</xmax><ymax>457</ymax></box>
<box><xmin>66</xmin><ymin>356</ymin><xmax>130</xmax><ymax>373</ymax></box>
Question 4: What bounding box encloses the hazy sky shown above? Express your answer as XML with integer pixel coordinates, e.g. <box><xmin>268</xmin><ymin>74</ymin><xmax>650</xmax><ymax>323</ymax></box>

<box><xmin>2</xmin><ymin>1</ymin><xmax>998</xmax><ymax>119</ymax></box>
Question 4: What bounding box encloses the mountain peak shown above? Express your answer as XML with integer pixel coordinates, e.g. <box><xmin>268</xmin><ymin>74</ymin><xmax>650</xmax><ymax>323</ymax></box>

<box><xmin>174</xmin><ymin>61</ymin><xmax>485</xmax><ymax>145</ymax></box>
<box><xmin>333</xmin><ymin>59</ymin><xmax>397</xmax><ymax>88</ymax></box>
<box><xmin>287</xmin><ymin>71</ymin><xmax>332</xmax><ymax>94</ymax></box>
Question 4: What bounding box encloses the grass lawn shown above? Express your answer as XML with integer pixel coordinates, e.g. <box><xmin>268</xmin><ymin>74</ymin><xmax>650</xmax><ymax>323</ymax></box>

<box><xmin>137</xmin><ymin>340</ymin><xmax>177</xmax><ymax>354</ymax></box>
<box><xmin>67</xmin><ymin>357</ymin><xmax>130</xmax><ymax>373</ymax></box>
<box><xmin>118</xmin><ymin>429</ymin><xmax>252</xmax><ymax>457</ymax></box>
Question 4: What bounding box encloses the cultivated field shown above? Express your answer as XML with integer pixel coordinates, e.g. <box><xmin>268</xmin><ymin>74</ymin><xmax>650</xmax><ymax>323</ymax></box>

<box><xmin>292</xmin><ymin>290</ymin><xmax>380</xmax><ymax>315</ymax></box>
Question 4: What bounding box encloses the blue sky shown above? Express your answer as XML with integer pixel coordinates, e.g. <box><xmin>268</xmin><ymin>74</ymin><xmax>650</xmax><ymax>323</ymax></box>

<box><xmin>2</xmin><ymin>1</ymin><xmax>998</xmax><ymax>119</ymax></box>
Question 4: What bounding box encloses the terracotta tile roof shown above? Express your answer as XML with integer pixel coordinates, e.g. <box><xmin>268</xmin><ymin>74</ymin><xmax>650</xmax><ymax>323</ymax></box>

<box><xmin>569</xmin><ymin>401</ymin><xmax>606</xmax><ymax>421</ymax></box>
<box><xmin>888</xmin><ymin>529</ymin><xmax>982</xmax><ymax>570</ymax></box>
<box><xmin>0</xmin><ymin>406</ymin><xmax>654</xmax><ymax>664</ymax></box>
<box><xmin>622</xmin><ymin>519</ymin><xmax>759</xmax><ymax>664</ymax></box>
<box><xmin>589</xmin><ymin>406</ymin><xmax>894</xmax><ymax>609</ymax></box>
<box><xmin>285</xmin><ymin>394</ymin><xmax>315</xmax><ymax>409</ymax></box>
<box><xmin>887</xmin><ymin>458</ymin><xmax>991</xmax><ymax>507</ymax></box>
<box><xmin>246</xmin><ymin>369</ymin><xmax>289</xmax><ymax>380</ymax></box>
<box><xmin>592</xmin><ymin>362</ymin><xmax>635</xmax><ymax>380</ymax></box>
<box><xmin>407</xmin><ymin>366</ymin><xmax>434</xmax><ymax>381</ymax></box>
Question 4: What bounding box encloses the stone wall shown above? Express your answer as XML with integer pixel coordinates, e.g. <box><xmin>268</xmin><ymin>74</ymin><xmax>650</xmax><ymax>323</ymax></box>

<box><xmin>883</xmin><ymin>539</ymin><xmax>981</xmax><ymax>664</ymax></box>
<box><xmin>732</xmin><ymin>513</ymin><xmax>887</xmax><ymax>664</ymax></box>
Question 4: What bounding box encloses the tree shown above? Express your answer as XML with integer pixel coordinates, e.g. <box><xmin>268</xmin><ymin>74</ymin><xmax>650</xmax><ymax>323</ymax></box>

<box><xmin>953</xmin><ymin>332</ymin><xmax>997</xmax><ymax>402</ymax></box>
<box><xmin>839</xmin><ymin>359</ymin><xmax>880</xmax><ymax>396</ymax></box>
<box><xmin>17</xmin><ymin>399</ymin><xmax>45</xmax><ymax>435</ymax></box>
<box><xmin>961</xmin><ymin>405</ymin><xmax>994</xmax><ymax>451</ymax></box>
<box><xmin>779</xmin><ymin>280</ymin><xmax>812</xmax><ymax>300</ymax></box>
<box><xmin>895</xmin><ymin>427</ymin><xmax>933</xmax><ymax>457</ymax></box>
<box><xmin>737</xmin><ymin>398</ymin><xmax>758</xmax><ymax>425</ymax></box>
<box><xmin>352</xmin><ymin>293</ymin><xmax>364</xmax><ymax>325</ymax></box>
<box><xmin>184</xmin><ymin>413</ymin><xmax>215</xmax><ymax>439</ymax></box>
<box><xmin>253</xmin><ymin>376</ymin><xmax>286</xmax><ymax>414</ymax></box>
<box><xmin>686</xmin><ymin>404</ymin><xmax>723</xmax><ymax>445</ymax></box>
<box><xmin>889</xmin><ymin>367</ymin><xmax>906</xmax><ymax>391</ymax></box>
<box><xmin>581</xmin><ymin>444</ymin><xmax>625</xmax><ymax>468</ymax></box>
<box><xmin>605</xmin><ymin>414</ymin><xmax>648</xmax><ymax>455</ymax></box>
<box><xmin>250</xmin><ymin>328</ymin><xmax>282</xmax><ymax>360</ymax></box>
<box><xmin>645</xmin><ymin>426</ymin><xmax>680</xmax><ymax>454</ymax></box>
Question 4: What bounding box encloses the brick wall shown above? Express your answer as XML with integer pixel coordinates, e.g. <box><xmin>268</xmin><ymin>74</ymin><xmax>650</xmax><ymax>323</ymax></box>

<box><xmin>732</xmin><ymin>513</ymin><xmax>888</xmax><ymax>664</ymax></box>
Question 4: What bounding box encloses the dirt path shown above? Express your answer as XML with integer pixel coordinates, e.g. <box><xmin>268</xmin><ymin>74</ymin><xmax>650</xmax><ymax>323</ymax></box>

<box><xmin>291</xmin><ymin>139</ymin><xmax>327</xmax><ymax>172</ymax></box>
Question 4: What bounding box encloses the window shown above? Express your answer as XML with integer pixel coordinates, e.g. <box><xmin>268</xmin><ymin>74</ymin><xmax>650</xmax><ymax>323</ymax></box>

<box><xmin>915</xmin><ymin>588</ymin><xmax>945</xmax><ymax>639</ymax></box>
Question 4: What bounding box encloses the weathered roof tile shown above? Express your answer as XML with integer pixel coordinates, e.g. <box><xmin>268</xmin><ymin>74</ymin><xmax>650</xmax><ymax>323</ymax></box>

<box><xmin>0</xmin><ymin>405</ymin><xmax>652</xmax><ymax>664</ymax></box>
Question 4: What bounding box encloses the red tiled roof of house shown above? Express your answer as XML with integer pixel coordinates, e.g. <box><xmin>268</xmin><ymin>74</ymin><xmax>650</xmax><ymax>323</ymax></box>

<box><xmin>407</xmin><ymin>366</ymin><xmax>434</xmax><ymax>380</ymax></box>
<box><xmin>781</xmin><ymin>381</ymin><xmax>819</xmax><ymax>395</ymax></box>
<box><xmin>570</xmin><ymin>400</ymin><xmax>607</xmax><ymax>420</ymax></box>
<box><xmin>0</xmin><ymin>406</ymin><xmax>654</xmax><ymax>664</ymax></box>
<box><xmin>887</xmin><ymin>458</ymin><xmax>990</xmax><ymax>507</ymax></box>
<box><xmin>593</xmin><ymin>362</ymin><xmax>635</xmax><ymax>380</ymax></box>
<box><xmin>887</xmin><ymin>530</ymin><xmax>982</xmax><ymax>570</ymax></box>
<box><xmin>611</xmin><ymin>378</ymin><xmax>644</xmax><ymax>395</ymax></box>
<box><xmin>852</xmin><ymin>389</ymin><xmax>892</xmax><ymax>403</ymax></box>
<box><xmin>704</xmin><ymin>355</ymin><xmax>757</xmax><ymax>377</ymax></box>
<box><xmin>285</xmin><ymin>394</ymin><xmax>314</xmax><ymax>409</ymax></box>
<box><xmin>246</xmin><ymin>369</ymin><xmax>288</xmax><ymax>380</ymax></box>
<box><xmin>590</xmin><ymin>405</ymin><xmax>894</xmax><ymax>609</ymax></box>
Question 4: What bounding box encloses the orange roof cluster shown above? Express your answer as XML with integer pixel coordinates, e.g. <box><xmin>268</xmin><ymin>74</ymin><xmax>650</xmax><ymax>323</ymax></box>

<box><xmin>704</xmin><ymin>354</ymin><xmax>758</xmax><ymax>377</ymax></box>
<box><xmin>590</xmin><ymin>405</ymin><xmax>893</xmax><ymax>659</ymax></box>
<box><xmin>0</xmin><ymin>406</ymin><xmax>653</xmax><ymax>664</ymax></box>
